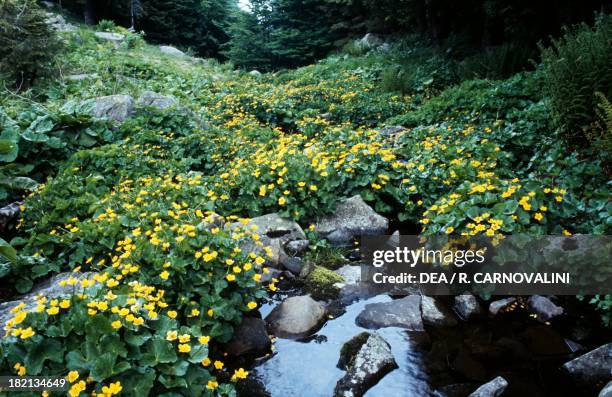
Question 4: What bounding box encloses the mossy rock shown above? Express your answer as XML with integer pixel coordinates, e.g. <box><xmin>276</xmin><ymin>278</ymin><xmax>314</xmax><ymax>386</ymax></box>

<box><xmin>337</xmin><ymin>331</ymin><xmax>370</xmax><ymax>369</ymax></box>
<box><xmin>304</xmin><ymin>265</ymin><xmax>344</xmax><ymax>300</ymax></box>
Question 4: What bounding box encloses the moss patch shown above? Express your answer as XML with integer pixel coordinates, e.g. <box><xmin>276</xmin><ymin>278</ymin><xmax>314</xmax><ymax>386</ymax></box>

<box><xmin>304</xmin><ymin>265</ymin><xmax>345</xmax><ymax>300</ymax></box>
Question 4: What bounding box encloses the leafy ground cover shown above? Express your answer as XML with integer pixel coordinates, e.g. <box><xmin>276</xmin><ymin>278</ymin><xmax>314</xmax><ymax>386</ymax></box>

<box><xmin>0</xmin><ymin>20</ymin><xmax>610</xmax><ymax>397</ymax></box>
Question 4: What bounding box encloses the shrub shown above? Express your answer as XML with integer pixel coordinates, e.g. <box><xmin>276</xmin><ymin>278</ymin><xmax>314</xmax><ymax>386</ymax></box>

<box><xmin>0</xmin><ymin>0</ymin><xmax>63</xmax><ymax>89</ymax></box>
<box><xmin>97</xmin><ymin>19</ymin><xmax>117</xmax><ymax>32</ymax></box>
<box><xmin>539</xmin><ymin>14</ymin><xmax>612</xmax><ymax>145</ymax></box>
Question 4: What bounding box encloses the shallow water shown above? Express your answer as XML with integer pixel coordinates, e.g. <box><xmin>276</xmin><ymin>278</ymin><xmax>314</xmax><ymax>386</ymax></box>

<box><xmin>255</xmin><ymin>294</ymin><xmax>431</xmax><ymax>397</ymax></box>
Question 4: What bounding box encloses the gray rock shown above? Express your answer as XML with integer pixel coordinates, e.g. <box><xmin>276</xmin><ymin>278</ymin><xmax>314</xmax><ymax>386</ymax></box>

<box><xmin>356</xmin><ymin>295</ymin><xmax>423</xmax><ymax>331</ymax></box>
<box><xmin>260</xmin><ymin>267</ymin><xmax>283</xmax><ymax>284</ymax></box>
<box><xmin>230</xmin><ymin>213</ymin><xmax>306</xmax><ymax>267</ymax></box>
<box><xmin>0</xmin><ymin>272</ymin><xmax>90</xmax><ymax>331</ymax></box>
<box><xmin>45</xmin><ymin>13</ymin><xmax>76</xmax><ymax>32</ymax></box>
<box><xmin>527</xmin><ymin>295</ymin><xmax>563</xmax><ymax>322</ymax></box>
<box><xmin>159</xmin><ymin>45</ymin><xmax>186</xmax><ymax>57</ymax></box>
<box><xmin>66</xmin><ymin>73</ymin><xmax>98</xmax><ymax>81</ymax></box>
<box><xmin>280</xmin><ymin>256</ymin><xmax>303</xmax><ymax>275</ymax></box>
<box><xmin>599</xmin><ymin>381</ymin><xmax>612</xmax><ymax>397</ymax></box>
<box><xmin>378</xmin><ymin>125</ymin><xmax>406</xmax><ymax>137</ymax></box>
<box><xmin>249</xmin><ymin>70</ymin><xmax>262</xmax><ymax>77</ymax></box>
<box><xmin>315</xmin><ymin>195</ymin><xmax>388</xmax><ymax>246</ymax></box>
<box><xmin>335</xmin><ymin>265</ymin><xmax>361</xmax><ymax>287</ymax></box>
<box><xmin>468</xmin><ymin>376</ymin><xmax>508</xmax><ymax>397</ymax></box>
<box><xmin>334</xmin><ymin>332</ymin><xmax>398</xmax><ymax>397</ymax></box>
<box><xmin>265</xmin><ymin>295</ymin><xmax>327</xmax><ymax>338</ymax></box>
<box><xmin>358</xmin><ymin>33</ymin><xmax>383</xmax><ymax>48</ymax></box>
<box><xmin>94</xmin><ymin>32</ymin><xmax>125</xmax><ymax>42</ymax></box>
<box><xmin>285</xmin><ymin>239</ymin><xmax>309</xmax><ymax>255</ymax></box>
<box><xmin>0</xmin><ymin>201</ymin><xmax>22</xmax><ymax>234</ymax></box>
<box><xmin>90</xmin><ymin>94</ymin><xmax>134</xmax><ymax>122</ymax></box>
<box><xmin>42</xmin><ymin>1</ymin><xmax>54</xmax><ymax>8</ymax></box>
<box><xmin>562</xmin><ymin>343</ymin><xmax>612</xmax><ymax>385</ymax></box>
<box><xmin>454</xmin><ymin>293</ymin><xmax>482</xmax><ymax>320</ymax></box>
<box><xmin>224</xmin><ymin>317</ymin><xmax>271</xmax><ymax>357</ymax></box>
<box><xmin>421</xmin><ymin>296</ymin><xmax>457</xmax><ymax>327</ymax></box>
<box><xmin>488</xmin><ymin>298</ymin><xmax>516</xmax><ymax>316</ymax></box>
<box><xmin>136</xmin><ymin>91</ymin><xmax>177</xmax><ymax>110</ymax></box>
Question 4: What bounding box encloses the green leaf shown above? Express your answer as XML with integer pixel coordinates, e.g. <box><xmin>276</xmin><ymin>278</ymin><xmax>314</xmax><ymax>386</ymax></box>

<box><xmin>24</xmin><ymin>339</ymin><xmax>64</xmax><ymax>375</ymax></box>
<box><xmin>140</xmin><ymin>337</ymin><xmax>177</xmax><ymax>366</ymax></box>
<box><xmin>0</xmin><ymin>237</ymin><xmax>17</xmax><ymax>264</ymax></box>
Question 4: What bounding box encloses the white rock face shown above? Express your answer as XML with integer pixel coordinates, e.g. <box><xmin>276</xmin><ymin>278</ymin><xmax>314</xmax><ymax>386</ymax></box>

<box><xmin>160</xmin><ymin>45</ymin><xmax>186</xmax><ymax>57</ymax></box>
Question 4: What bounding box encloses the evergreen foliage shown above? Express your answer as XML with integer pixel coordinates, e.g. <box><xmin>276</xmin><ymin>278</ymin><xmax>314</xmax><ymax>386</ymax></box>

<box><xmin>539</xmin><ymin>14</ymin><xmax>612</xmax><ymax>146</ymax></box>
<box><xmin>0</xmin><ymin>0</ymin><xmax>62</xmax><ymax>89</ymax></box>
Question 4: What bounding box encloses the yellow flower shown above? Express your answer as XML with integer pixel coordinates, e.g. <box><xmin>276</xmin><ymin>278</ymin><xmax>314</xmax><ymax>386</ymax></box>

<box><xmin>201</xmin><ymin>357</ymin><xmax>211</xmax><ymax>366</ymax></box>
<box><xmin>160</xmin><ymin>271</ymin><xmax>170</xmax><ymax>280</ymax></box>
<box><xmin>167</xmin><ymin>310</ymin><xmax>177</xmax><ymax>319</ymax></box>
<box><xmin>247</xmin><ymin>301</ymin><xmax>257</xmax><ymax>310</ymax></box>
<box><xmin>178</xmin><ymin>334</ymin><xmax>191</xmax><ymax>343</ymax></box>
<box><xmin>101</xmin><ymin>381</ymin><xmax>122</xmax><ymax>396</ymax></box>
<box><xmin>47</xmin><ymin>306</ymin><xmax>60</xmax><ymax>315</ymax></box>
<box><xmin>226</xmin><ymin>274</ymin><xmax>236</xmax><ymax>282</ymax></box>
<box><xmin>111</xmin><ymin>321</ymin><xmax>122</xmax><ymax>330</ymax></box>
<box><xmin>199</xmin><ymin>335</ymin><xmax>210</xmax><ymax>344</ymax></box>
<box><xmin>278</xmin><ymin>197</ymin><xmax>286</xmax><ymax>205</ymax></box>
<box><xmin>445</xmin><ymin>226</ymin><xmax>454</xmax><ymax>234</ymax></box>
<box><xmin>20</xmin><ymin>327</ymin><xmax>35</xmax><ymax>339</ymax></box>
<box><xmin>59</xmin><ymin>299</ymin><xmax>71</xmax><ymax>309</ymax></box>
<box><xmin>15</xmin><ymin>363</ymin><xmax>26</xmax><ymax>376</ymax></box>
<box><xmin>67</xmin><ymin>370</ymin><xmax>79</xmax><ymax>383</ymax></box>
<box><xmin>178</xmin><ymin>343</ymin><xmax>191</xmax><ymax>353</ymax></box>
<box><xmin>534</xmin><ymin>212</ymin><xmax>544</xmax><ymax>221</ymax></box>
<box><xmin>166</xmin><ymin>330</ymin><xmax>178</xmax><ymax>341</ymax></box>
<box><xmin>206</xmin><ymin>380</ymin><xmax>218</xmax><ymax>390</ymax></box>
<box><xmin>207</xmin><ymin>308</ymin><xmax>214</xmax><ymax>317</ymax></box>
<box><xmin>214</xmin><ymin>360</ymin><xmax>224</xmax><ymax>369</ymax></box>
<box><xmin>232</xmin><ymin>368</ymin><xmax>249</xmax><ymax>381</ymax></box>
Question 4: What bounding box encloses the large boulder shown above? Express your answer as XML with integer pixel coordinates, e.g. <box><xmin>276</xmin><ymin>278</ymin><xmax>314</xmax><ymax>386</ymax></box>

<box><xmin>265</xmin><ymin>295</ymin><xmax>327</xmax><ymax>338</ymax></box>
<box><xmin>355</xmin><ymin>295</ymin><xmax>423</xmax><ymax>331</ymax></box>
<box><xmin>454</xmin><ymin>293</ymin><xmax>482</xmax><ymax>320</ymax></box>
<box><xmin>136</xmin><ymin>91</ymin><xmax>177</xmax><ymax>110</ymax></box>
<box><xmin>527</xmin><ymin>295</ymin><xmax>563</xmax><ymax>322</ymax></box>
<box><xmin>160</xmin><ymin>45</ymin><xmax>186</xmax><ymax>57</ymax></box>
<box><xmin>224</xmin><ymin>317</ymin><xmax>271</xmax><ymax>357</ymax></box>
<box><xmin>468</xmin><ymin>376</ymin><xmax>508</xmax><ymax>397</ymax></box>
<box><xmin>315</xmin><ymin>196</ymin><xmax>388</xmax><ymax>246</ymax></box>
<box><xmin>334</xmin><ymin>332</ymin><xmax>398</xmax><ymax>397</ymax></box>
<box><xmin>0</xmin><ymin>272</ymin><xmax>90</xmax><ymax>331</ymax></box>
<box><xmin>90</xmin><ymin>94</ymin><xmax>134</xmax><ymax>123</ymax></box>
<box><xmin>421</xmin><ymin>296</ymin><xmax>457</xmax><ymax>327</ymax></box>
<box><xmin>561</xmin><ymin>343</ymin><xmax>612</xmax><ymax>385</ymax></box>
<box><xmin>94</xmin><ymin>32</ymin><xmax>125</xmax><ymax>43</ymax></box>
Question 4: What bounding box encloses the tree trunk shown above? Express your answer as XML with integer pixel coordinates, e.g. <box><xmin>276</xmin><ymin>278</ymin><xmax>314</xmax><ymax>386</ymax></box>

<box><xmin>84</xmin><ymin>0</ymin><xmax>95</xmax><ymax>25</ymax></box>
